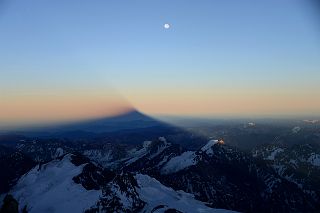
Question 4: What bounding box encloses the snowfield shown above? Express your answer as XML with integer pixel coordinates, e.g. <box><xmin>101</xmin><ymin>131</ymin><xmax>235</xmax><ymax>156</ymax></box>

<box><xmin>8</xmin><ymin>154</ymin><xmax>236</xmax><ymax>213</ymax></box>
<box><xmin>10</xmin><ymin>154</ymin><xmax>101</xmax><ymax>213</ymax></box>
<box><xmin>161</xmin><ymin>140</ymin><xmax>222</xmax><ymax>174</ymax></box>
<box><xmin>126</xmin><ymin>137</ymin><xmax>171</xmax><ymax>166</ymax></box>
<box><xmin>201</xmin><ymin>140</ymin><xmax>219</xmax><ymax>155</ymax></box>
<box><xmin>161</xmin><ymin>151</ymin><xmax>197</xmax><ymax>174</ymax></box>
<box><xmin>136</xmin><ymin>174</ymin><xmax>237</xmax><ymax>213</ymax></box>
<box><xmin>83</xmin><ymin>149</ymin><xmax>113</xmax><ymax>166</ymax></box>
<box><xmin>125</xmin><ymin>141</ymin><xmax>152</xmax><ymax>165</ymax></box>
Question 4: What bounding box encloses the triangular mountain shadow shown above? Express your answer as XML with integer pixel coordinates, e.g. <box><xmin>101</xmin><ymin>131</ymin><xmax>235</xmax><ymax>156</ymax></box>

<box><xmin>10</xmin><ymin>109</ymin><xmax>208</xmax><ymax>149</ymax></box>
<box><xmin>18</xmin><ymin>109</ymin><xmax>163</xmax><ymax>134</ymax></box>
<box><xmin>53</xmin><ymin>109</ymin><xmax>165</xmax><ymax>133</ymax></box>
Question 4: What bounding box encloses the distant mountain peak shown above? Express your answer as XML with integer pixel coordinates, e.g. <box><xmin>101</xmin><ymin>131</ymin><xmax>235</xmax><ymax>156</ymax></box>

<box><xmin>97</xmin><ymin>109</ymin><xmax>153</xmax><ymax>122</ymax></box>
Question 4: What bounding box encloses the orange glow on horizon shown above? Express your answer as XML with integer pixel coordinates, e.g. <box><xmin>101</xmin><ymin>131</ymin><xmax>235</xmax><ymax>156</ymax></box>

<box><xmin>0</xmin><ymin>91</ymin><xmax>132</xmax><ymax>127</ymax></box>
<box><xmin>1</xmin><ymin>85</ymin><xmax>320</xmax><ymax>128</ymax></box>
<box><xmin>122</xmin><ymin>87</ymin><xmax>320</xmax><ymax>117</ymax></box>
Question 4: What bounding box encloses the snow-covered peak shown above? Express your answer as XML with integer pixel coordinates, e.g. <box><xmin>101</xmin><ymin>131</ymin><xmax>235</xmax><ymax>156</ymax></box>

<box><xmin>201</xmin><ymin>140</ymin><xmax>219</xmax><ymax>155</ymax></box>
<box><xmin>10</xmin><ymin>154</ymin><xmax>101</xmax><ymax>213</ymax></box>
<box><xmin>158</xmin><ymin>136</ymin><xmax>167</xmax><ymax>144</ymax></box>
<box><xmin>143</xmin><ymin>140</ymin><xmax>152</xmax><ymax>148</ymax></box>
<box><xmin>52</xmin><ymin>147</ymin><xmax>64</xmax><ymax>159</ymax></box>
<box><xmin>9</xmin><ymin>151</ymin><xmax>236</xmax><ymax>213</ymax></box>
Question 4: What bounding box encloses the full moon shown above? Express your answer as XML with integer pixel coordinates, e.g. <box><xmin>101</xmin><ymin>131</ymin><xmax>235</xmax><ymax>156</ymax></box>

<box><xmin>164</xmin><ymin>23</ymin><xmax>170</xmax><ymax>29</ymax></box>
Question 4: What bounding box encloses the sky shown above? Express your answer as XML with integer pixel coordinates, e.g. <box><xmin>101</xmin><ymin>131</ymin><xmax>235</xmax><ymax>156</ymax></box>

<box><xmin>0</xmin><ymin>0</ymin><xmax>320</xmax><ymax>125</ymax></box>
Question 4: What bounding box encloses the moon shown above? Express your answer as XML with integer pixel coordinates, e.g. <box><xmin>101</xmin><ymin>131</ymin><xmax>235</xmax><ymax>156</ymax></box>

<box><xmin>164</xmin><ymin>23</ymin><xmax>170</xmax><ymax>29</ymax></box>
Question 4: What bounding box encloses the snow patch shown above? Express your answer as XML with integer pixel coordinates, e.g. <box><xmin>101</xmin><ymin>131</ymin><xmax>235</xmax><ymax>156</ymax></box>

<box><xmin>308</xmin><ymin>153</ymin><xmax>320</xmax><ymax>166</ymax></box>
<box><xmin>292</xmin><ymin>126</ymin><xmax>301</xmax><ymax>134</ymax></box>
<box><xmin>158</xmin><ymin>137</ymin><xmax>167</xmax><ymax>143</ymax></box>
<box><xmin>52</xmin><ymin>148</ymin><xmax>64</xmax><ymax>159</ymax></box>
<box><xmin>161</xmin><ymin>151</ymin><xmax>197</xmax><ymax>174</ymax></box>
<box><xmin>143</xmin><ymin>141</ymin><xmax>152</xmax><ymax>148</ymax></box>
<box><xmin>265</xmin><ymin>148</ymin><xmax>284</xmax><ymax>160</ymax></box>
<box><xmin>83</xmin><ymin>149</ymin><xmax>113</xmax><ymax>166</ymax></box>
<box><xmin>126</xmin><ymin>138</ymin><xmax>170</xmax><ymax>166</ymax></box>
<box><xmin>201</xmin><ymin>140</ymin><xmax>219</xmax><ymax>155</ymax></box>
<box><xmin>125</xmin><ymin>146</ymin><xmax>149</xmax><ymax>165</ymax></box>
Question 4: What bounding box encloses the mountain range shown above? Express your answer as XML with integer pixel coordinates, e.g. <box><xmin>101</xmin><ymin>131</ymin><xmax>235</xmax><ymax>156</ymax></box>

<box><xmin>1</xmin><ymin>111</ymin><xmax>320</xmax><ymax>213</ymax></box>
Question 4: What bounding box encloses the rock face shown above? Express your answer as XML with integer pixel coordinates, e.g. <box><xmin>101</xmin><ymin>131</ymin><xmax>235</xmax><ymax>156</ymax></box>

<box><xmin>123</xmin><ymin>140</ymin><xmax>318</xmax><ymax>212</ymax></box>
<box><xmin>253</xmin><ymin>143</ymin><xmax>320</xmax><ymax>210</ymax></box>
<box><xmin>0</xmin><ymin>146</ymin><xmax>35</xmax><ymax>194</ymax></box>
<box><xmin>0</xmin><ymin>195</ymin><xmax>19</xmax><ymax>213</ymax></box>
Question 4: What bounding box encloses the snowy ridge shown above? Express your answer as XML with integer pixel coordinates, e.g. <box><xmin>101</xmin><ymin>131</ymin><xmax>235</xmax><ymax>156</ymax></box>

<box><xmin>136</xmin><ymin>174</ymin><xmax>237</xmax><ymax>213</ymax></box>
<box><xmin>125</xmin><ymin>142</ymin><xmax>152</xmax><ymax>165</ymax></box>
<box><xmin>8</xmin><ymin>151</ymin><xmax>236</xmax><ymax>213</ymax></box>
<box><xmin>52</xmin><ymin>147</ymin><xmax>64</xmax><ymax>159</ymax></box>
<box><xmin>149</xmin><ymin>137</ymin><xmax>170</xmax><ymax>159</ymax></box>
<box><xmin>161</xmin><ymin>151</ymin><xmax>197</xmax><ymax>174</ymax></box>
<box><xmin>83</xmin><ymin>149</ymin><xmax>113</xmax><ymax>166</ymax></box>
<box><xmin>4</xmin><ymin>136</ymin><xmax>317</xmax><ymax>212</ymax></box>
<box><xmin>11</xmin><ymin>154</ymin><xmax>101</xmax><ymax>213</ymax></box>
<box><xmin>125</xmin><ymin>137</ymin><xmax>171</xmax><ymax>166</ymax></box>
<box><xmin>201</xmin><ymin>140</ymin><xmax>219</xmax><ymax>155</ymax></box>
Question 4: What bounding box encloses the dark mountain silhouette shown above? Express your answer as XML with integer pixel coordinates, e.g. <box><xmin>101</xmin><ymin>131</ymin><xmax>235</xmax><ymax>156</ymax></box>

<box><xmin>59</xmin><ymin>109</ymin><xmax>165</xmax><ymax>133</ymax></box>
<box><xmin>4</xmin><ymin>109</ymin><xmax>165</xmax><ymax>136</ymax></box>
<box><xmin>0</xmin><ymin>145</ymin><xmax>35</xmax><ymax>194</ymax></box>
<box><xmin>2</xmin><ymin>109</ymin><xmax>175</xmax><ymax>139</ymax></box>
<box><xmin>1</xmin><ymin>110</ymin><xmax>208</xmax><ymax>149</ymax></box>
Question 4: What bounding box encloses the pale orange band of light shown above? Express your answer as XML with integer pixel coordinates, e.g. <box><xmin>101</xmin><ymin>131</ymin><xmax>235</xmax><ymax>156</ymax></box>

<box><xmin>1</xmin><ymin>87</ymin><xmax>320</xmax><ymax>127</ymax></box>
<box><xmin>0</xmin><ymin>93</ymin><xmax>132</xmax><ymax>126</ymax></box>
<box><xmin>124</xmin><ymin>88</ymin><xmax>320</xmax><ymax>117</ymax></box>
